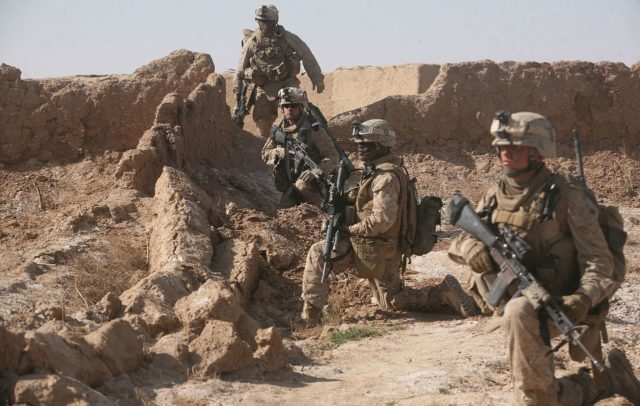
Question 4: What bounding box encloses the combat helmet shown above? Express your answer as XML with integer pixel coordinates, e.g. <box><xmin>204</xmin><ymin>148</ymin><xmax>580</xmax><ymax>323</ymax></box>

<box><xmin>255</xmin><ymin>3</ymin><xmax>279</xmax><ymax>22</ymax></box>
<box><xmin>490</xmin><ymin>111</ymin><xmax>557</xmax><ymax>158</ymax></box>
<box><xmin>352</xmin><ymin>119</ymin><xmax>396</xmax><ymax>147</ymax></box>
<box><xmin>278</xmin><ymin>87</ymin><xmax>308</xmax><ymax>109</ymax></box>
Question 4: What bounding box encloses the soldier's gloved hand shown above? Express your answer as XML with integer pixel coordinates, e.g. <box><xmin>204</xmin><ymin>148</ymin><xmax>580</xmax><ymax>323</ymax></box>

<box><xmin>313</xmin><ymin>80</ymin><xmax>325</xmax><ymax>94</ymax></box>
<box><xmin>465</xmin><ymin>244</ymin><xmax>493</xmax><ymax>274</ymax></box>
<box><xmin>298</xmin><ymin>170</ymin><xmax>316</xmax><ymax>184</ymax></box>
<box><xmin>273</xmin><ymin>147</ymin><xmax>285</xmax><ymax>160</ymax></box>
<box><xmin>232</xmin><ymin>86</ymin><xmax>239</xmax><ymax>94</ymax></box>
<box><xmin>562</xmin><ymin>292</ymin><xmax>592</xmax><ymax>323</ymax></box>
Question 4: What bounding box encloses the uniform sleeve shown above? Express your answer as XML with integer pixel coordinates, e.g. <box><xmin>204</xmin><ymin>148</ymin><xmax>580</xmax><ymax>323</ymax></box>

<box><xmin>261</xmin><ymin>136</ymin><xmax>279</xmax><ymax>166</ymax></box>
<box><xmin>310</xmin><ymin>128</ymin><xmax>339</xmax><ymax>175</ymax></box>
<box><xmin>233</xmin><ymin>39</ymin><xmax>254</xmax><ymax>91</ymax></box>
<box><xmin>448</xmin><ymin>193</ymin><xmax>490</xmax><ymax>267</ymax></box>
<box><xmin>348</xmin><ymin>172</ymin><xmax>400</xmax><ymax>237</ymax></box>
<box><xmin>284</xmin><ymin>31</ymin><xmax>324</xmax><ymax>86</ymax></box>
<box><xmin>567</xmin><ymin>187</ymin><xmax>615</xmax><ymax>305</ymax></box>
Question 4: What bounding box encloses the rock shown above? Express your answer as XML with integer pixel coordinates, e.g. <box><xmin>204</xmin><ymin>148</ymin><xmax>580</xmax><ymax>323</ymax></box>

<box><xmin>174</xmin><ymin>279</ymin><xmax>245</xmax><ymax>335</ymax></box>
<box><xmin>254</xmin><ymin>327</ymin><xmax>288</xmax><ymax>372</ymax></box>
<box><xmin>84</xmin><ymin>319</ymin><xmax>143</xmax><ymax>375</ymax></box>
<box><xmin>20</xmin><ymin>331</ymin><xmax>112</xmax><ymax>387</ymax></box>
<box><xmin>0</xmin><ymin>326</ymin><xmax>25</xmax><ymax>374</ymax></box>
<box><xmin>188</xmin><ymin>320</ymin><xmax>254</xmax><ymax>377</ymax></box>
<box><xmin>34</xmin><ymin>305</ymin><xmax>64</xmax><ymax>321</ymax></box>
<box><xmin>212</xmin><ymin>239</ymin><xmax>260</xmax><ymax>305</ymax></box>
<box><xmin>13</xmin><ymin>373</ymin><xmax>110</xmax><ymax>406</ymax></box>
<box><xmin>96</xmin><ymin>292</ymin><xmax>122</xmax><ymax>320</ymax></box>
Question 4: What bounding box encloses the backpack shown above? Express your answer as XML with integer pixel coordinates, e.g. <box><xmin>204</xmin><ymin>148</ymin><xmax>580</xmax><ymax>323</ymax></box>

<box><xmin>581</xmin><ymin>188</ymin><xmax>627</xmax><ymax>290</ymax></box>
<box><xmin>541</xmin><ymin>179</ymin><xmax>627</xmax><ymax>294</ymax></box>
<box><xmin>394</xmin><ymin>164</ymin><xmax>443</xmax><ymax>257</ymax></box>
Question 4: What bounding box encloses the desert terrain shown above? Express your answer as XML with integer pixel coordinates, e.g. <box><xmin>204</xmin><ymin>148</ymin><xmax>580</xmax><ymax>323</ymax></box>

<box><xmin>0</xmin><ymin>50</ymin><xmax>639</xmax><ymax>405</ymax></box>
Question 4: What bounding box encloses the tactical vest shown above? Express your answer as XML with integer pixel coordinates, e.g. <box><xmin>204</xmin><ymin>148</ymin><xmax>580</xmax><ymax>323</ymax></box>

<box><xmin>350</xmin><ymin>161</ymin><xmax>407</xmax><ymax>279</ymax></box>
<box><xmin>355</xmin><ymin>162</ymin><xmax>406</xmax><ymax>242</ymax></box>
<box><xmin>249</xmin><ymin>26</ymin><xmax>300</xmax><ymax>84</ymax></box>
<box><xmin>271</xmin><ymin>118</ymin><xmax>323</xmax><ymax>191</ymax></box>
<box><xmin>482</xmin><ymin>174</ymin><xmax>579</xmax><ymax>296</ymax></box>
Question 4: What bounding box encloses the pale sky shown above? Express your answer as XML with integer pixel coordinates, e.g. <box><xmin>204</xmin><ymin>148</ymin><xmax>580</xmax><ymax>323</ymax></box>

<box><xmin>1</xmin><ymin>0</ymin><xmax>639</xmax><ymax>79</ymax></box>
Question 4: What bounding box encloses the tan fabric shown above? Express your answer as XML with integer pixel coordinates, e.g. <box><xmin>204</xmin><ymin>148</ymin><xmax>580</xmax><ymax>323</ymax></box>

<box><xmin>449</xmin><ymin>165</ymin><xmax>614</xmax><ymax>404</ymax></box>
<box><xmin>301</xmin><ymin>241</ymin><xmax>402</xmax><ymax>311</ymax></box>
<box><xmin>448</xmin><ymin>167</ymin><xmax>614</xmax><ymax>305</ymax></box>
<box><xmin>233</xmin><ymin>26</ymin><xmax>323</xmax><ymax>94</ymax></box>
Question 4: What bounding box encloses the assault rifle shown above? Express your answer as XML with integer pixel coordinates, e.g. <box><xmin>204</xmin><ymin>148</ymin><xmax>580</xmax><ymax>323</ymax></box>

<box><xmin>319</xmin><ymin>120</ymin><xmax>359</xmax><ymax>284</ymax></box>
<box><xmin>447</xmin><ymin>194</ymin><xmax>606</xmax><ymax>372</ymax></box>
<box><xmin>271</xmin><ymin>127</ymin><xmax>327</xmax><ymax>183</ymax></box>
<box><xmin>320</xmin><ymin>157</ymin><xmax>353</xmax><ymax>284</ymax></box>
<box><xmin>232</xmin><ymin>79</ymin><xmax>251</xmax><ymax>128</ymax></box>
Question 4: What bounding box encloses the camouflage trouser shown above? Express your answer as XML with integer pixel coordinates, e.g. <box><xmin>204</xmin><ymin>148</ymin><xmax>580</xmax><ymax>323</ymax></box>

<box><xmin>503</xmin><ymin>296</ymin><xmax>597</xmax><ymax>406</ymax></box>
<box><xmin>301</xmin><ymin>241</ymin><xmax>403</xmax><ymax>311</ymax></box>
<box><xmin>252</xmin><ymin>78</ymin><xmax>300</xmax><ymax>138</ymax></box>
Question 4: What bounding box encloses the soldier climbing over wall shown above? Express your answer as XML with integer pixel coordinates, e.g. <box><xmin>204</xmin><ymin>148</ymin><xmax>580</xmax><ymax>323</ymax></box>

<box><xmin>233</xmin><ymin>3</ymin><xmax>325</xmax><ymax>138</ymax></box>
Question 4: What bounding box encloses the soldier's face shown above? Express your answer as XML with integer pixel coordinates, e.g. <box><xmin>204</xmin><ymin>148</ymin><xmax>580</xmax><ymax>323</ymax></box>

<box><xmin>257</xmin><ymin>20</ymin><xmax>275</xmax><ymax>32</ymax></box>
<box><xmin>282</xmin><ymin>104</ymin><xmax>302</xmax><ymax>121</ymax></box>
<box><xmin>499</xmin><ymin>146</ymin><xmax>531</xmax><ymax>171</ymax></box>
<box><xmin>357</xmin><ymin>142</ymin><xmax>378</xmax><ymax>162</ymax></box>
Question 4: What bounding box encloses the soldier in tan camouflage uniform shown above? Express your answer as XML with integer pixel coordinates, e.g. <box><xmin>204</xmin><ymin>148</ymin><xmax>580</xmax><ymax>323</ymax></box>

<box><xmin>449</xmin><ymin>111</ymin><xmax>640</xmax><ymax>405</ymax></box>
<box><xmin>233</xmin><ymin>4</ymin><xmax>325</xmax><ymax>138</ymax></box>
<box><xmin>301</xmin><ymin>119</ymin><xmax>479</xmax><ymax>325</ymax></box>
<box><xmin>262</xmin><ymin>87</ymin><xmax>339</xmax><ymax>207</ymax></box>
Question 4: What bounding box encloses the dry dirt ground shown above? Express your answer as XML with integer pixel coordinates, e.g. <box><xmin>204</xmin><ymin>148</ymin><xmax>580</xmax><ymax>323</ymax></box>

<box><xmin>1</xmin><ymin>147</ymin><xmax>638</xmax><ymax>405</ymax></box>
<box><xmin>143</xmin><ymin>212</ymin><xmax>640</xmax><ymax>406</ymax></box>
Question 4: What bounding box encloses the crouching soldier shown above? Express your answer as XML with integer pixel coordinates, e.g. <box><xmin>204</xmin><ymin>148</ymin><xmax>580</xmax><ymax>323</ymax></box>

<box><xmin>449</xmin><ymin>111</ymin><xmax>640</xmax><ymax>405</ymax></box>
<box><xmin>261</xmin><ymin>87</ymin><xmax>339</xmax><ymax>207</ymax></box>
<box><xmin>301</xmin><ymin>119</ymin><xmax>479</xmax><ymax>325</ymax></box>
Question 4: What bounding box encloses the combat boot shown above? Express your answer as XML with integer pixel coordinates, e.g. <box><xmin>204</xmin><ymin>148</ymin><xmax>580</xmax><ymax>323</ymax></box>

<box><xmin>604</xmin><ymin>348</ymin><xmax>640</xmax><ymax>404</ymax></box>
<box><xmin>436</xmin><ymin>274</ymin><xmax>481</xmax><ymax>318</ymax></box>
<box><xmin>301</xmin><ymin>302</ymin><xmax>322</xmax><ymax>327</ymax></box>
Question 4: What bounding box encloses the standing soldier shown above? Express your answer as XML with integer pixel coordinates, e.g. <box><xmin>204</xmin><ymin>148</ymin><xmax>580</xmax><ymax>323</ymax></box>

<box><xmin>301</xmin><ymin>119</ymin><xmax>479</xmax><ymax>325</ymax></box>
<box><xmin>262</xmin><ymin>87</ymin><xmax>339</xmax><ymax>207</ymax></box>
<box><xmin>448</xmin><ymin>111</ymin><xmax>640</xmax><ymax>405</ymax></box>
<box><xmin>234</xmin><ymin>3</ymin><xmax>325</xmax><ymax>138</ymax></box>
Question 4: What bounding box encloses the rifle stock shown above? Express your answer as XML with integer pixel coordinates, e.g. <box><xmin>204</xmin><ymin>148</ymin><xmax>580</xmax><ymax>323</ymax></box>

<box><xmin>447</xmin><ymin>194</ymin><xmax>606</xmax><ymax>372</ymax></box>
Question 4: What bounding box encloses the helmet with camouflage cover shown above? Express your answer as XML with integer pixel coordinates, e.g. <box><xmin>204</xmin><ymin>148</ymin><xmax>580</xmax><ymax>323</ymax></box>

<box><xmin>352</xmin><ymin>119</ymin><xmax>396</xmax><ymax>147</ymax></box>
<box><xmin>490</xmin><ymin>111</ymin><xmax>557</xmax><ymax>158</ymax></box>
<box><xmin>255</xmin><ymin>3</ymin><xmax>279</xmax><ymax>22</ymax></box>
<box><xmin>278</xmin><ymin>87</ymin><xmax>308</xmax><ymax>109</ymax></box>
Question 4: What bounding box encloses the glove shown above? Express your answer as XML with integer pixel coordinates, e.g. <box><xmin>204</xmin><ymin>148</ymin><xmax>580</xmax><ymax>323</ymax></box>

<box><xmin>465</xmin><ymin>243</ymin><xmax>493</xmax><ymax>274</ymax></box>
<box><xmin>298</xmin><ymin>170</ymin><xmax>316</xmax><ymax>183</ymax></box>
<box><xmin>562</xmin><ymin>293</ymin><xmax>592</xmax><ymax>323</ymax></box>
<box><xmin>273</xmin><ymin>147</ymin><xmax>285</xmax><ymax>160</ymax></box>
<box><xmin>232</xmin><ymin>86</ymin><xmax>239</xmax><ymax>94</ymax></box>
<box><xmin>313</xmin><ymin>80</ymin><xmax>325</xmax><ymax>94</ymax></box>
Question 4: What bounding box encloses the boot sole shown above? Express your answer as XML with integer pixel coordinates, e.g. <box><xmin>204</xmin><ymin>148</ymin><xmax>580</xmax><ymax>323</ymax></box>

<box><xmin>606</xmin><ymin>348</ymin><xmax>640</xmax><ymax>404</ymax></box>
<box><xmin>443</xmin><ymin>274</ymin><xmax>481</xmax><ymax>318</ymax></box>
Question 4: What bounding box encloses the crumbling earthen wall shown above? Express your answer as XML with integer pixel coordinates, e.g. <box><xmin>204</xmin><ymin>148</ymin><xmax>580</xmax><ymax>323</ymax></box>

<box><xmin>223</xmin><ymin>63</ymin><xmax>440</xmax><ymax>133</ymax></box>
<box><xmin>115</xmin><ymin>73</ymin><xmax>234</xmax><ymax>196</ymax></box>
<box><xmin>0</xmin><ymin>49</ymin><xmax>214</xmax><ymax>164</ymax></box>
<box><xmin>330</xmin><ymin>61</ymin><xmax>640</xmax><ymax>156</ymax></box>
